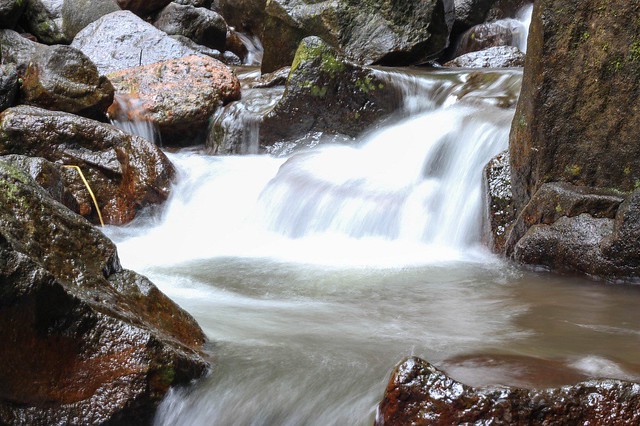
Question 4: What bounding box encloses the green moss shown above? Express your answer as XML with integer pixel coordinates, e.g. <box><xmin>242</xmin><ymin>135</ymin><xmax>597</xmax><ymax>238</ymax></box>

<box><xmin>565</xmin><ymin>164</ymin><xmax>582</xmax><ymax>177</ymax></box>
<box><xmin>624</xmin><ymin>166</ymin><xmax>632</xmax><ymax>175</ymax></box>
<box><xmin>310</xmin><ymin>84</ymin><xmax>328</xmax><ymax>97</ymax></box>
<box><xmin>555</xmin><ymin>203</ymin><xmax>563</xmax><ymax>213</ymax></box>
<box><xmin>581</xmin><ymin>31</ymin><xmax>590</xmax><ymax>42</ymax></box>
<box><xmin>629</xmin><ymin>40</ymin><xmax>640</xmax><ymax>62</ymax></box>
<box><xmin>355</xmin><ymin>76</ymin><xmax>377</xmax><ymax>94</ymax></box>
<box><xmin>290</xmin><ymin>38</ymin><xmax>346</xmax><ymax>78</ymax></box>
<box><xmin>635</xmin><ymin>180</ymin><xmax>640</xmax><ymax>190</ymax></box>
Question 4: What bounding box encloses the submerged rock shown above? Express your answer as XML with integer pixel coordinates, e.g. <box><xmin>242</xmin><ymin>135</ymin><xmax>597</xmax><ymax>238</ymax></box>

<box><xmin>446</xmin><ymin>45</ymin><xmax>524</xmax><ymax>68</ymax></box>
<box><xmin>107</xmin><ymin>54</ymin><xmax>240</xmax><ymax>146</ymax></box>
<box><xmin>153</xmin><ymin>3</ymin><xmax>227</xmax><ymax>51</ymax></box>
<box><xmin>21</xmin><ymin>45</ymin><xmax>115</xmax><ymax>118</ymax></box>
<box><xmin>0</xmin><ymin>105</ymin><xmax>175</xmax><ymax>225</ymax></box>
<box><xmin>376</xmin><ymin>357</ymin><xmax>640</xmax><ymax>425</ymax></box>
<box><xmin>19</xmin><ymin>0</ymin><xmax>66</xmax><ymax>44</ymax></box>
<box><xmin>0</xmin><ymin>161</ymin><xmax>208</xmax><ymax>425</ymax></box>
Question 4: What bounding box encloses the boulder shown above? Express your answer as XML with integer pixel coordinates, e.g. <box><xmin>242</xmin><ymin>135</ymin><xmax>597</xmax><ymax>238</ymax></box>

<box><xmin>0</xmin><ymin>0</ymin><xmax>26</xmax><ymax>29</ymax></box>
<box><xmin>258</xmin><ymin>36</ymin><xmax>400</xmax><ymax>147</ymax></box>
<box><xmin>176</xmin><ymin>0</ymin><xmax>212</xmax><ymax>6</ymax></box>
<box><xmin>107</xmin><ymin>54</ymin><xmax>241</xmax><ymax>146</ymax></box>
<box><xmin>446</xmin><ymin>45</ymin><xmax>524</xmax><ymax>67</ymax></box>
<box><xmin>454</xmin><ymin>19</ymin><xmax>523</xmax><ymax>57</ymax></box>
<box><xmin>215</xmin><ymin>0</ymin><xmax>266</xmax><ymax>36</ymax></box>
<box><xmin>20</xmin><ymin>45</ymin><xmax>115</xmax><ymax>118</ymax></box>
<box><xmin>0</xmin><ymin>161</ymin><xmax>208</xmax><ymax>425</ymax></box>
<box><xmin>261</xmin><ymin>0</ymin><xmax>454</xmax><ymax>73</ymax></box>
<box><xmin>115</xmin><ymin>0</ymin><xmax>171</xmax><ymax>17</ymax></box>
<box><xmin>486</xmin><ymin>0</ymin><xmax>531</xmax><ymax>21</ymax></box>
<box><xmin>19</xmin><ymin>0</ymin><xmax>66</xmax><ymax>44</ymax></box>
<box><xmin>453</xmin><ymin>0</ymin><xmax>498</xmax><ymax>32</ymax></box>
<box><xmin>153</xmin><ymin>3</ymin><xmax>227</xmax><ymax>51</ymax></box>
<box><xmin>71</xmin><ymin>10</ymin><xmax>198</xmax><ymax>75</ymax></box>
<box><xmin>376</xmin><ymin>357</ymin><xmax>640</xmax><ymax>425</ymax></box>
<box><xmin>483</xmin><ymin>151</ymin><xmax>515</xmax><ymax>253</ymax></box>
<box><xmin>0</xmin><ymin>63</ymin><xmax>17</xmax><ymax>111</ymax></box>
<box><xmin>60</xmin><ymin>0</ymin><xmax>120</xmax><ymax>41</ymax></box>
<box><xmin>0</xmin><ymin>29</ymin><xmax>41</xmax><ymax>73</ymax></box>
<box><xmin>0</xmin><ymin>105</ymin><xmax>176</xmax><ymax>225</ymax></box>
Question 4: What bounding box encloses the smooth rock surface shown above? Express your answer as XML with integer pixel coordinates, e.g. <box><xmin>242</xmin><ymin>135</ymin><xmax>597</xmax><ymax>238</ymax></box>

<box><xmin>153</xmin><ymin>3</ymin><xmax>227</xmax><ymax>51</ymax></box>
<box><xmin>61</xmin><ymin>0</ymin><xmax>120</xmax><ymax>41</ymax></box>
<box><xmin>446</xmin><ymin>45</ymin><xmax>524</xmax><ymax>67</ymax></box>
<box><xmin>0</xmin><ymin>29</ymin><xmax>41</xmax><ymax>73</ymax></box>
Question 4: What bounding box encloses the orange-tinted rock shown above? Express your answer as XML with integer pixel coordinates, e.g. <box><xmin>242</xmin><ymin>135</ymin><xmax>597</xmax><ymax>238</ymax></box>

<box><xmin>107</xmin><ymin>54</ymin><xmax>240</xmax><ymax>146</ymax></box>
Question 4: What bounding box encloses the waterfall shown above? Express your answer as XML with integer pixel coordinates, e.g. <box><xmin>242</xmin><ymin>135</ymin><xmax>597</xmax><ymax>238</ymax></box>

<box><xmin>515</xmin><ymin>4</ymin><xmax>534</xmax><ymax>53</ymax></box>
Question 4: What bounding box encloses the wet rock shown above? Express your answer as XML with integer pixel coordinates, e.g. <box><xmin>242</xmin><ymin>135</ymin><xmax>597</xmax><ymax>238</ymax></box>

<box><xmin>376</xmin><ymin>356</ymin><xmax>640</xmax><ymax>425</ymax></box>
<box><xmin>454</xmin><ymin>19</ymin><xmax>523</xmax><ymax>57</ymax></box>
<box><xmin>0</xmin><ymin>0</ymin><xmax>26</xmax><ymax>29</ymax></box>
<box><xmin>20</xmin><ymin>44</ymin><xmax>115</xmax><ymax>118</ymax></box>
<box><xmin>261</xmin><ymin>0</ymin><xmax>453</xmax><ymax>73</ymax></box>
<box><xmin>0</xmin><ymin>161</ymin><xmax>208</xmax><ymax>425</ymax></box>
<box><xmin>0</xmin><ymin>63</ymin><xmax>18</xmax><ymax>112</ymax></box>
<box><xmin>19</xmin><ymin>0</ymin><xmax>66</xmax><ymax>44</ymax></box>
<box><xmin>600</xmin><ymin>189</ymin><xmax>640</xmax><ymax>272</ymax></box>
<box><xmin>486</xmin><ymin>0</ymin><xmax>531</xmax><ymax>21</ymax></box>
<box><xmin>453</xmin><ymin>0</ymin><xmax>498</xmax><ymax>32</ymax></box>
<box><xmin>215</xmin><ymin>0</ymin><xmax>265</xmax><ymax>36</ymax></box>
<box><xmin>176</xmin><ymin>0</ymin><xmax>212</xmax><ymax>7</ymax></box>
<box><xmin>71</xmin><ymin>10</ymin><xmax>198</xmax><ymax>75</ymax></box>
<box><xmin>115</xmin><ymin>0</ymin><xmax>171</xmax><ymax>17</ymax></box>
<box><xmin>107</xmin><ymin>54</ymin><xmax>240</xmax><ymax>146</ymax></box>
<box><xmin>483</xmin><ymin>151</ymin><xmax>515</xmax><ymax>253</ymax></box>
<box><xmin>153</xmin><ymin>3</ymin><xmax>227</xmax><ymax>51</ymax></box>
<box><xmin>0</xmin><ymin>105</ymin><xmax>175</xmax><ymax>225</ymax></box>
<box><xmin>259</xmin><ymin>36</ymin><xmax>400</xmax><ymax>147</ymax></box>
<box><xmin>0</xmin><ymin>29</ymin><xmax>41</xmax><ymax>73</ymax></box>
<box><xmin>446</xmin><ymin>45</ymin><xmax>524</xmax><ymax>67</ymax></box>
<box><xmin>60</xmin><ymin>0</ymin><xmax>120</xmax><ymax>41</ymax></box>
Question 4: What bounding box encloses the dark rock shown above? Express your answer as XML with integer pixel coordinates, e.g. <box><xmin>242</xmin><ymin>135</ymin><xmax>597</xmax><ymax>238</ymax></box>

<box><xmin>60</xmin><ymin>0</ymin><xmax>120</xmax><ymax>41</ymax></box>
<box><xmin>71</xmin><ymin>10</ymin><xmax>198</xmax><ymax>75</ymax></box>
<box><xmin>454</xmin><ymin>19</ymin><xmax>523</xmax><ymax>57</ymax></box>
<box><xmin>446</xmin><ymin>45</ymin><xmax>524</xmax><ymax>67</ymax></box>
<box><xmin>20</xmin><ymin>44</ymin><xmax>115</xmax><ymax>118</ymax></box>
<box><xmin>453</xmin><ymin>0</ymin><xmax>498</xmax><ymax>32</ymax></box>
<box><xmin>107</xmin><ymin>54</ymin><xmax>241</xmax><ymax>146</ymax></box>
<box><xmin>176</xmin><ymin>0</ymin><xmax>212</xmax><ymax>7</ymax></box>
<box><xmin>486</xmin><ymin>0</ymin><xmax>531</xmax><ymax>21</ymax></box>
<box><xmin>254</xmin><ymin>66</ymin><xmax>290</xmax><ymax>88</ymax></box>
<box><xmin>601</xmin><ymin>189</ymin><xmax>640</xmax><ymax>272</ymax></box>
<box><xmin>153</xmin><ymin>3</ymin><xmax>227</xmax><ymax>51</ymax></box>
<box><xmin>0</xmin><ymin>161</ymin><xmax>208</xmax><ymax>425</ymax></box>
<box><xmin>376</xmin><ymin>356</ymin><xmax>640</xmax><ymax>425</ymax></box>
<box><xmin>19</xmin><ymin>0</ymin><xmax>66</xmax><ymax>44</ymax></box>
<box><xmin>261</xmin><ymin>0</ymin><xmax>453</xmax><ymax>73</ymax></box>
<box><xmin>0</xmin><ymin>0</ymin><xmax>26</xmax><ymax>29</ymax></box>
<box><xmin>483</xmin><ymin>151</ymin><xmax>515</xmax><ymax>253</ymax></box>
<box><xmin>0</xmin><ymin>63</ymin><xmax>18</xmax><ymax>111</ymax></box>
<box><xmin>258</xmin><ymin>36</ymin><xmax>400</xmax><ymax>147</ymax></box>
<box><xmin>0</xmin><ymin>105</ymin><xmax>176</xmax><ymax>225</ymax></box>
<box><xmin>0</xmin><ymin>29</ymin><xmax>41</xmax><ymax>73</ymax></box>
<box><xmin>115</xmin><ymin>0</ymin><xmax>171</xmax><ymax>17</ymax></box>
<box><xmin>215</xmin><ymin>0</ymin><xmax>265</xmax><ymax>36</ymax></box>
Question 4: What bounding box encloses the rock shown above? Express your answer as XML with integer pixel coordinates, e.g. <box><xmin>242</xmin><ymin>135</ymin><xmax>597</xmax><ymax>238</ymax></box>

<box><xmin>486</xmin><ymin>0</ymin><xmax>531</xmax><ymax>21</ymax></box>
<box><xmin>261</xmin><ymin>0</ymin><xmax>454</xmax><ymax>73</ymax></box>
<box><xmin>376</xmin><ymin>356</ymin><xmax>640</xmax><ymax>425</ymax></box>
<box><xmin>454</xmin><ymin>18</ymin><xmax>523</xmax><ymax>57</ymax></box>
<box><xmin>483</xmin><ymin>151</ymin><xmax>515</xmax><ymax>253</ymax></box>
<box><xmin>153</xmin><ymin>3</ymin><xmax>227</xmax><ymax>51</ymax></box>
<box><xmin>19</xmin><ymin>0</ymin><xmax>66</xmax><ymax>44</ymax></box>
<box><xmin>258</xmin><ymin>36</ymin><xmax>400</xmax><ymax>147</ymax></box>
<box><xmin>0</xmin><ymin>105</ymin><xmax>175</xmax><ymax>225</ymax></box>
<box><xmin>0</xmin><ymin>29</ymin><xmax>41</xmax><ymax>73</ymax></box>
<box><xmin>176</xmin><ymin>0</ymin><xmax>212</xmax><ymax>7</ymax></box>
<box><xmin>215</xmin><ymin>0</ymin><xmax>266</xmax><ymax>36</ymax></box>
<box><xmin>71</xmin><ymin>10</ymin><xmax>198</xmax><ymax>75</ymax></box>
<box><xmin>601</xmin><ymin>189</ymin><xmax>640</xmax><ymax>271</ymax></box>
<box><xmin>453</xmin><ymin>0</ymin><xmax>498</xmax><ymax>32</ymax></box>
<box><xmin>0</xmin><ymin>63</ymin><xmax>18</xmax><ymax>112</ymax></box>
<box><xmin>0</xmin><ymin>0</ymin><xmax>26</xmax><ymax>29</ymax></box>
<box><xmin>60</xmin><ymin>0</ymin><xmax>120</xmax><ymax>41</ymax></box>
<box><xmin>20</xmin><ymin>44</ymin><xmax>115</xmax><ymax>118</ymax></box>
<box><xmin>115</xmin><ymin>0</ymin><xmax>171</xmax><ymax>17</ymax></box>
<box><xmin>107</xmin><ymin>54</ymin><xmax>241</xmax><ymax>146</ymax></box>
<box><xmin>446</xmin><ymin>45</ymin><xmax>524</xmax><ymax>67</ymax></box>
<box><xmin>0</xmin><ymin>161</ymin><xmax>208</xmax><ymax>425</ymax></box>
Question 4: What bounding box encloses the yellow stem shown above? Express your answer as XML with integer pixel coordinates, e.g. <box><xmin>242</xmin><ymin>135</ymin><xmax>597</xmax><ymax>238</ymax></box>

<box><xmin>62</xmin><ymin>165</ymin><xmax>105</xmax><ymax>227</ymax></box>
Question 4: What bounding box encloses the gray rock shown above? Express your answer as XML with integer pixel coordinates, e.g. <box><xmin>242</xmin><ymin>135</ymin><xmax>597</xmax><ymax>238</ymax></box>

<box><xmin>61</xmin><ymin>0</ymin><xmax>120</xmax><ymax>41</ymax></box>
<box><xmin>0</xmin><ymin>63</ymin><xmax>17</xmax><ymax>111</ymax></box>
<box><xmin>454</xmin><ymin>0</ymin><xmax>498</xmax><ymax>31</ymax></box>
<box><xmin>483</xmin><ymin>150</ymin><xmax>514</xmax><ymax>253</ymax></box>
<box><xmin>0</xmin><ymin>0</ymin><xmax>26</xmax><ymax>29</ymax></box>
<box><xmin>446</xmin><ymin>45</ymin><xmax>525</xmax><ymax>67</ymax></box>
<box><xmin>71</xmin><ymin>10</ymin><xmax>198</xmax><ymax>75</ymax></box>
<box><xmin>454</xmin><ymin>18</ymin><xmax>523</xmax><ymax>57</ymax></box>
<box><xmin>215</xmin><ymin>0</ymin><xmax>265</xmax><ymax>36</ymax></box>
<box><xmin>0</xmin><ymin>29</ymin><xmax>41</xmax><ymax>72</ymax></box>
<box><xmin>19</xmin><ymin>0</ymin><xmax>66</xmax><ymax>44</ymax></box>
<box><xmin>153</xmin><ymin>3</ymin><xmax>227</xmax><ymax>51</ymax></box>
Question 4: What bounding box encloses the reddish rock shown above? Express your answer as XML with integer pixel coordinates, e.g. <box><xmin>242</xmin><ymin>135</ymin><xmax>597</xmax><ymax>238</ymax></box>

<box><xmin>107</xmin><ymin>54</ymin><xmax>241</xmax><ymax>146</ymax></box>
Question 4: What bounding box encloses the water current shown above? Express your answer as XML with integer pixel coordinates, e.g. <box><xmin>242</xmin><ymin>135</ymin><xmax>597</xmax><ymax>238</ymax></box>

<box><xmin>105</xmin><ymin>7</ymin><xmax>640</xmax><ymax>424</ymax></box>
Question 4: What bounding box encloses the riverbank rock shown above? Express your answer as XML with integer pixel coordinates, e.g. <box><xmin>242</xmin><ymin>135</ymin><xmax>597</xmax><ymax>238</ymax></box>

<box><xmin>507</xmin><ymin>0</ymin><xmax>640</xmax><ymax>280</ymax></box>
<box><xmin>60</xmin><ymin>0</ymin><xmax>120</xmax><ymax>41</ymax></box>
<box><xmin>153</xmin><ymin>3</ymin><xmax>227</xmax><ymax>51</ymax></box>
<box><xmin>20</xmin><ymin>45</ymin><xmax>114</xmax><ymax>118</ymax></box>
<box><xmin>0</xmin><ymin>0</ymin><xmax>25</xmax><ymax>28</ymax></box>
<box><xmin>0</xmin><ymin>161</ymin><xmax>209</xmax><ymax>425</ymax></box>
<box><xmin>0</xmin><ymin>64</ymin><xmax>18</xmax><ymax>112</ymax></box>
<box><xmin>258</xmin><ymin>36</ymin><xmax>400</xmax><ymax>147</ymax></box>
<box><xmin>107</xmin><ymin>54</ymin><xmax>240</xmax><ymax>146</ymax></box>
<box><xmin>446</xmin><ymin>45</ymin><xmax>524</xmax><ymax>67</ymax></box>
<box><xmin>19</xmin><ymin>0</ymin><xmax>66</xmax><ymax>44</ymax></box>
<box><xmin>0</xmin><ymin>105</ymin><xmax>175</xmax><ymax>225</ymax></box>
<box><xmin>376</xmin><ymin>357</ymin><xmax>640</xmax><ymax>425</ymax></box>
<box><xmin>261</xmin><ymin>0</ymin><xmax>454</xmax><ymax>73</ymax></box>
<box><xmin>71</xmin><ymin>10</ymin><xmax>198</xmax><ymax>75</ymax></box>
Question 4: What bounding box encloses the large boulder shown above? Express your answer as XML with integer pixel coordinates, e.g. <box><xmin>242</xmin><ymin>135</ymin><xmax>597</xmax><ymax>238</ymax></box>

<box><xmin>115</xmin><ymin>0</ymin><xmax>171</xmax><ymax>17</ymax></box>
<box><xmin>153</xmin><ymin>3</ymin><xmax>227</xmax><ymax>51</ymax></box>
<box><xmin>445</xmin><ymin>45</ymin><xmax>524</xmax><ymax>67</ymax></box>
<box><xmin>60</xmin><ymin>0</ymin><xmax>120</xmax><ymax>41</ymax></box>
<box><xmin>0</xmin><ymin>105</ymin><xmax>176</xmax><ymax>225</ymax></box>
<box><xmin>454</xmin><ymin>18</ymin><xmax>523</xmax><ymax>57</ymax></box>
<box><xmin>453</xmin><ymin>0</ymin><xmax>499</xmax><ymax>32</ymax></box>
<box><xmin>258</xmin><ymin>37</ymin><xmax>400</xmax><ymax>147</ymax></box>
<box><xmin>20</xmin><ymin>44</ymin><xmax>115</xmax><ymax>118</ymax></box>
<box><xmin>107</xmin><ymin>54</ymin><xmax>241</xmax><ymax>146</ymax></box>
<box><xmin>71</xmin><ymin>10</ymin><xmax>198</xmax><ymax>75</ymax></box>
<box><xmin>0</xmin><ymin>0</ymin><xmax>26</xmax><ymax>28</ymax></box>
<box><xmin>261</xmin><ymin>0</ymin><xmax>454</xmax><ymax>73</ymax></box>
<box><xmin>19</xmin><ymin>0</ymin><xmax>66</xmax><ymax>44</ymax></box>
<box><xmin>0</xmin><ymin>161</ymin><xmax>208</xmax><ymax>425</ymax></box>
<box><xmin>376</xmin><ymin>357</ymin><xmax>640</xmax><ymax>425</ymax></box>
<box><xmin>0</xmin><ymin>63</ymin><xmax>17</xmax><ymax>112</ymax></box>
<box><xmin>0</xmin><ymin>29</ymin><xmax>41</xmax><ymax>73</ymax></box>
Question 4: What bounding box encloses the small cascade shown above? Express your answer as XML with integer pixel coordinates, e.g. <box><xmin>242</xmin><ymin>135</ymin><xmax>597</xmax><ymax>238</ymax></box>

<box><xmin>515</xmin><ymin>4</ymin><xmax>534</xmax><ymax>53</ymax></box>
<box><xmin>108</xmin><ymin>93</ymin><xmax>161</xmax><ymax>145</ymax></box>
<box><xmin>235</xmin><ymin>32</ymin><xmax>264</xmax><ymax>66</ymax></box>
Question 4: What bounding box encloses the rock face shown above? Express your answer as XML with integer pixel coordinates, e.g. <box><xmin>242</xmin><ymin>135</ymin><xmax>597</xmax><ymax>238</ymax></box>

<box><xmin>71</xmin><ymin>10</ymin><xmax>198</xmax><ymax>75</ymax></box>
<box><xmin>376</xmin><ymin>357</ymin><xmax>640</xmax><ymax>425</ymax></box>
<box><xmin>0</xmin><ymin>161</ymin><xmax>208</xmax><ymax>425</ymax></box>
<box><xmin>107</xmin><ymin>54</ymin><xmax>241</xmax><ymax>146</ymax></box>
<box><xmin>506</xmin><ymin>0</ymin><xmax>640</xmax><ymax>280</ymax></box>
<box><xmin>261</xmin><ymin>0</ymin><xmax>454</xmax><ymax>73</ymax></box>
<box><xmin>0</xmin><ymin>0</ymin><xmax>25</xmax><ymax>29</ymax></box>
<box><xmin>153</xmin><ymin>3</ymin><xmax>227</xmax><ymax>51</ymax></box>
<box><xmin>19</xmin><ymin>0</ymin><xmax>66</xmax><ymax>44</ymax></box>
<box><xmin>258</xmin><ymin>37</ymin><xmax>400</xmax><ymax>147</ymax></box>
<box><xmin>61</xmin><ymin>0</ymin><xmax>120</xmax><ymax>41</ymax></box>
<box><xmin>21</xmin><ymin>45</ymin><xmax>115</xmax><ymax>118</ymax></box>
<box><xmin>446</xmin><ymin>45</ymin><xmax>524</xmax><ymax>67</ymax></box>
<box><xmin>0</xmin><ymin>105</ymin><xmax>175</xmax><ymax>225</ymax></box>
